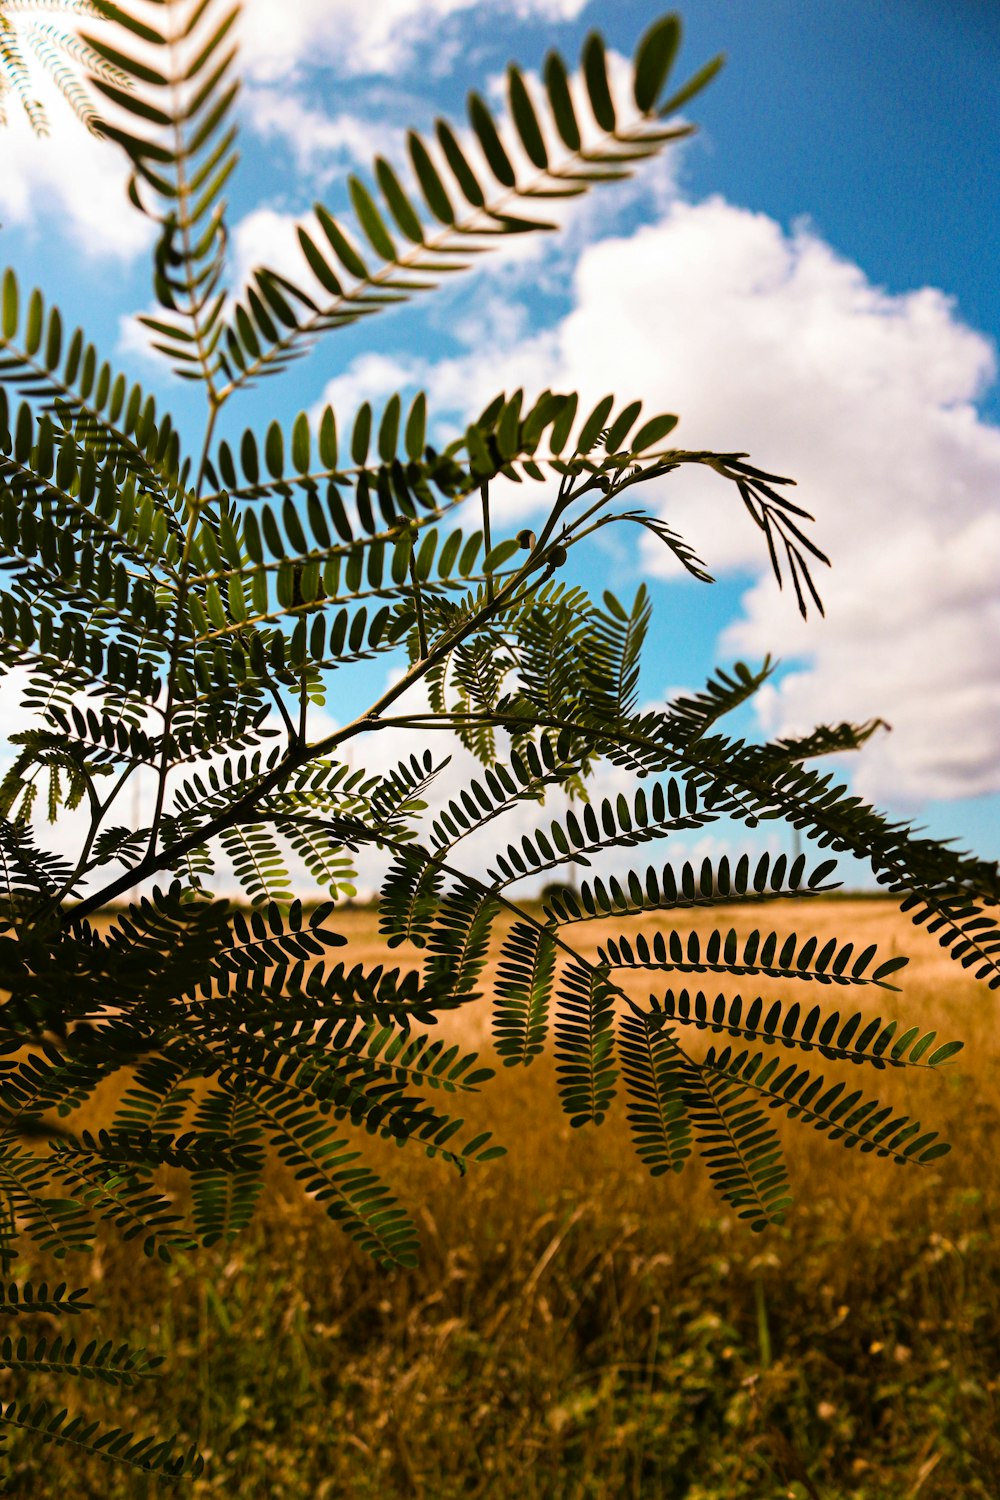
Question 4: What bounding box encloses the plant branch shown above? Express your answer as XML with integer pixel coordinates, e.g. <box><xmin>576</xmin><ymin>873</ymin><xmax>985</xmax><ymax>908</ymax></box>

<box><xmin>145</xmin><ymin>401</ymin><xmax>219</xmax><ymax>862</ymax></box>
<box><xmin>65</xmin><ymin>538</ymin><xmax>554</xmax><ymax>920</ymax></box>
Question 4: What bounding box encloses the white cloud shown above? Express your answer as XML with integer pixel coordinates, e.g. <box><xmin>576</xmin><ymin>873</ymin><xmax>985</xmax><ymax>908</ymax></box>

<box><xmin>313</xmin><ymin>352</ymin><xmax>426</xmax><ymax>421</ymax></box>
<box><xmin>238</xmin><ymin>0</ymin><xmax>589</xmax><ymax>83</ymax></box>
<box><xmin>229</xmin><ymin>205</ymin><xmax>315</xmax><ymax>299</ymax></box>
<box><xmin>339</xmin><ymin>195</ymin><xmax>1000</xmax><ymax>807</ymax></box>
<box><xmin>242</xmin><ymin>88</ymin><xmax>402</xmax><ymax>181</ymax></box>
<box><xmin>0</xmin><ymin>82</ymin><xmax>153</xmax><ymax>261</ymax></box>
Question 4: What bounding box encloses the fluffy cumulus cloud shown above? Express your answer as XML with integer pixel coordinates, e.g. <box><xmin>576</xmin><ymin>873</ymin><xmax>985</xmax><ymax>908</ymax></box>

<box><xmin>318</xmin><ymin>195</ymin><xmax>1000</xmax><ymax>807</ymax></box>
<box><xmin>241</xmin><ymin>88</ymin><xmax>403</xmax><ymax>181</ymax></box>
<box><xmin>238</xmin><ymin>0</ymin><xmax>588</xmax><ymax>83</ymax></box>
<box><xmin>0</xmin><ymin>85</ymin><xmax>153</xmax><ymax>262</ymax></box>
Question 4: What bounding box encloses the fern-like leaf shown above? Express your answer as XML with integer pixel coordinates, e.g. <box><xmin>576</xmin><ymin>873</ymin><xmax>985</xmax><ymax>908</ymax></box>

<box><xmin>675</xmin><ymin>1055</ymin><xmax>791</xmax><ymax>1232</ymax></box>
<box><xmin>0</xmin><ymin>1397</ymin><xmax>203</xmax><ymax>1476</ymax></box>
<box><xmin>493</xmin><ymin>920</ymin><xmax>557</xmax><ymax>1067</ymax></box>
<box><xmin>554</xmin><ymin>961</ymin><xmax>617</xmax><ymax>1127</ymax></box>
<box><xmin>601</xmin><ymin>927</ymin><xmax>909</xmax><ymax>989</ymax></box>
<box><xmin>618</xmin><ymin>1014</ymin><xmax>693</xmax><ymax>1175</ymax></box>
<box><xmin>703</xmin><ymin>1044</ymin><xmax>954</xmax><ymax>1164</ymax></box>
<box><xmin>215</xmin><ymin>21</ymin><xmax>721</xmax><ymax>400</ymax></box>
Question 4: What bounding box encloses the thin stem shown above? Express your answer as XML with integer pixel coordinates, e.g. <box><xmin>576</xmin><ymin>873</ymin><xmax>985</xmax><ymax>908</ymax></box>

<box><xmin>121</xmin><ymin>0</ymin><xmax>228</xmax><ymax>864</ymax></box>
<box><xmin>45</xmin><ymin>761</ymin><xmax>137</xmax><ymax>912</ymax></box>
<box><xmin>481</xmin><ymin>484</ymin><xmax>493</xmax><ymax>604</ymax></box>
<box><xmin>268</xmin><ymin>679</ymin><xmax>298</xmax><ymax>748</ymax></box>
<box><xmin>145</xmin><ymin>401</ymin><xmax>219</xmax><ymax>861</ymax></box>
<box><xmin>167</xmin><ymin>16</ymin><xmax>221</xmax><ymax>408</ymax></box>
<box><xmin>298</xmin><ymin>676</ymin><xmax>309</xmax><ymax>745</ymax></box>
<box><xmin>408</xmin><ymin>548</ymin><xmax>429</xmax><ymax>659</ymax></box>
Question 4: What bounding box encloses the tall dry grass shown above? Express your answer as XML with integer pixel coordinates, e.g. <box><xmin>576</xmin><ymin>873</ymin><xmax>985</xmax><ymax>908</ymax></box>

<box><xmin>1</xmin><ymin>900</ymin><xmax>997</xmax><ymax>1498</ymax></box>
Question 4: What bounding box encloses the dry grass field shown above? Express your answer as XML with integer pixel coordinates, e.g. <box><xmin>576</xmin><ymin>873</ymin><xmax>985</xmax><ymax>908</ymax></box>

<box><xmin>2</xmin><ymin>899</ymin><xmax>998</xmax><ymax>1498</ymax></box>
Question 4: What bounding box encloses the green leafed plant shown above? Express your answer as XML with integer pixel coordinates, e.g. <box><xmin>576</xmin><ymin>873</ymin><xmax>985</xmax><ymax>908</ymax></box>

<box><xmin>0</xmin><ymin>0</ymin><xmax>998</xmax><ymax>1477</ymax></box>
<box><xmin>0</xmin><ymin>1</ymin><xmax>118</xmax><ymax>134</ymax></box>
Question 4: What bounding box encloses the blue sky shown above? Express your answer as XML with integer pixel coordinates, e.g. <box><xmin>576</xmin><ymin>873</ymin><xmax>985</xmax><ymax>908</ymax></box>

<box><xmin>2</xmin><ymin>0</ymin><xmax>998</xmax><ymax>885</ymax></box>
<box><xmin>641</xmin><ymin>0</ymin><xmax>1000</xmax><ymax>400</ymax></box>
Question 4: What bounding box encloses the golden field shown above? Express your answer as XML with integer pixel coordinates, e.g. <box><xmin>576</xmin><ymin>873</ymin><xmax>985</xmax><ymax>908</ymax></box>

<box><xmin>1</xmin><ymin>899</ymin><xmax>998</xmax><ymax>1498</ymax></box>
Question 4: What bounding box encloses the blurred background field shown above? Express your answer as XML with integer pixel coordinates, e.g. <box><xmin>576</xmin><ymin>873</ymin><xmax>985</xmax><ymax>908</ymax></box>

<box><xmin>1</xmin><ymin>899</ymin><xmax>997</xmax><ymax>1498</ymax></box>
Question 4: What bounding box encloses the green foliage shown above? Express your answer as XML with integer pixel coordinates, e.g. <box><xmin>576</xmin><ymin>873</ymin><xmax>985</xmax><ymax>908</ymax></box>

<box><xmin>0</xmin><ymin>1</ymin><xmax>116</xmax><ymax>135</ymax></box>
<box><xmin>0</xmin><ymin>0</ymin><xmax>998</xmax><ymax>1478</ymax></box>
